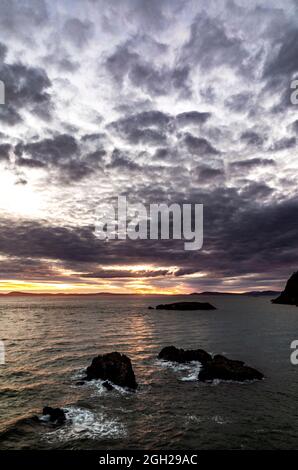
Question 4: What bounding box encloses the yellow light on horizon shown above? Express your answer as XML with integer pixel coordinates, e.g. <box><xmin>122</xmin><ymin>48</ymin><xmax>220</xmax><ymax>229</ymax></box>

<box><xmin>0</xmin><ymin>278</ymin><xmax>189</xmax><ymax>295</ymax></box>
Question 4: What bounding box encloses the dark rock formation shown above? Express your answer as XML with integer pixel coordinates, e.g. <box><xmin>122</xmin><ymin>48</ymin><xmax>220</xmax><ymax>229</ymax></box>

<box><xmin>272</xmin><ymin>271</ymin><xmax>298</xmax><ymax>305</ymax></box>
<box><xmin>158</xmin><ymin>346</ymin><xmax>212</xmax><ymax>364</ymax></box>
<box><xmin>148</xmin><ymin>306</ymin><xmax>154</xmax><ymax>309</ymax></box>
<box><xmin>198</xmin><ymin>354</ymin><xmax>264</xmax><ymax>382</ymax></box>
<box><xmin>86</xmin><ymin>352</ymin><xmax>138</xmax><ymax>390</ymax></box>
<box><xmin>42</xmin><ymin>406</ymin><xmax>66</xmax><ymax>424</ymax></box>
<box><xmin>155</xmin><ymin>301</ymin><xmax>216</xmax><ymax>311</ymax></box>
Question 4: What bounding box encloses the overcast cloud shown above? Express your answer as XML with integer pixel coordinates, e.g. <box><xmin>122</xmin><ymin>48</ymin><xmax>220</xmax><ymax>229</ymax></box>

<box><xmin>0</xmin><ymin>0</ymin><xmax>297</xmax><ymax>293</ymax></box>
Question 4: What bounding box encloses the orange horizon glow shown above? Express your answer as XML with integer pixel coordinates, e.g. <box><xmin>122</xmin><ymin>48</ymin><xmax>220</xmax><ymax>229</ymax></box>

<box><xmin>0</xmin><ymin>266</ymin><xmax>279</xmax><ymax>295</ymax></box>
<box><xmin>0</xmin><ymin>279</ymin><xmax>273</xmax><ymax>295</ymax></box>
<box><xmin>0</xmin><ymin>279</ymin><xmax>189</xmax><ymax>295</ymax></box>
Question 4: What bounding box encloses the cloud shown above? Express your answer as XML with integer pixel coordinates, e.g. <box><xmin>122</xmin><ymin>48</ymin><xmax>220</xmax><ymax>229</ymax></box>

<box><xmin>0</xmin><ymin>59</ymin><xmax>52</xmax><ymax>124</ymax></box>
<box><xmin>0</xmin><ymin>43</ymin><xmax>7</xmax><ymax>62</ymax></box>
<box><xmin>176</xmin><ymin>111</ymin><xmax>211</xmax><ymax>126</ymax></box>
<box><xmin>0</xmin><ymin>143</ymin><xmax>11</xmax><ymax>161</ymax></box>
<box><xmin>225</xmin><ymin>92</ymin><xmax>253</xmax><ymax>113</ymax></box>
<box><xmin>63</xmin><ymin>18</ymin><xmax>94</xmax><ymax>48</ymax></box>
<box><xmin>264</xmin><ymin>27</ymin><xmax>298</xmax><ymax>78</ymax></box>
<box><xmin>0</xmin><ymin>0</ymin><xmax>49</xmax><ymax>37</ymax></box>
<box><xmin>14</xmin><ymin>133</ymin><xmax>105</xmax><ymax>183</ymax></box>
<box><xmin>0</xmin><ymin>0</ymin><xmax>297</xmax><ymax>291</ymax></box>
<box><xmin>108</xmin><ymin>110</ymin><xmax>174</xmax><ymax>146</ymax></box>
<box><xmin>270</xmin><ymin>136</ymin><xmax>296</xmax><ymax>152</ymax></box>
<box><xmin>107</xmin><ymin>148</ymin><xmax>141</xmax><ymax>172</ymax></box>
<box><xmin>230</xmin><ymin>158</ymin><xmax>275</xmax><ymax>170</ymax></box>
<box><xmin>240</xmin><ymin>131</ymin><xmax>264</xmax><ymax>147</ymax></box>
<box><xmin>181</xmin><ymin>13</ymin><xmax>247</xmax><ymax>71</ymax></box>
<box><xmin>105</xmin><ymin>42</ymin><xmax>191</xmax><ymax>97</ymax></box>
<box><xmin>15</xmin><ymin>134</ymin><xmax>78</xmax><ymax>165</ymax></box>
<box><xmin>183</xmin><ymin>133</ymin><xmax>219</xmax><ymax>155</ymax></box>
<box><xmin>196</xmin><ymin>164</ymin><xmax>225</xmax><ymax>182</ymax></box>
<box><xmin>0</xmin><ymin>189</ymin><xmax>298</xmax><ymax>286</ymax></box>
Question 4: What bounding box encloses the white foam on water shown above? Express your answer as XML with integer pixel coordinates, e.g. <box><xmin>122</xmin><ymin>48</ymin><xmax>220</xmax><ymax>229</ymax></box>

<box><xmin>186</xmin><ymin>414</ymin><xmax>202</xmax><ymax>424</ymax></box>
<box><xmin>157</xmin><ymin>359</ymin><xmax>201</xmax><ymax>381</ymax></box>
<box><xmin>201</xmin><ymin>378</ymin><xmax>259</xmax><ymax>385</ymax></box>
<box><xmin>43</xmin><ymin>406</ymin><xmax>126</xmax><ymax>442</ymax></box>
<box><xmin>180</xmin><ymin>362</ymin><xmax>202</xmax><ymax>382</ymax></box>
<box><xmin>71</xmin><ymin>368</ymin><xmax>85</xmax><ymax>380</ymax></box>
<box><xmin>88</xmin><ymin>379</ymin><xmax>132</xmax><ymax>397</ymax></box>
<box><xmin>212</xmin><ymin>415</ymin><xmax>229</xmax><ymax>425</ymax></box>
<box><xmin>85</xmin><ymin>379</ymin><xmax>107</xmax><ymax>396</ymax></box>
<box><xmin>70</xmin><ymin>374</ymin><xmax>135</xmax><ymax>396</ymax></box>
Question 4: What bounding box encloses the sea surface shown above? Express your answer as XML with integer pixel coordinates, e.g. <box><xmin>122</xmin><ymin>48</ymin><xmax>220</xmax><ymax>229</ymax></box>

<box><xmin>0</xmin><ymin>294</ymin><xmax>298</xmax><ymax>450</ymax></box>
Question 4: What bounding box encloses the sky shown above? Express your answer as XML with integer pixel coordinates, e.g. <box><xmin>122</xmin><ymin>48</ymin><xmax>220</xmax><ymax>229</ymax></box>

<box><xmin>0</xmin><ymin>0</ymin><xmax>298</xmax><ymax>294</ymax></box>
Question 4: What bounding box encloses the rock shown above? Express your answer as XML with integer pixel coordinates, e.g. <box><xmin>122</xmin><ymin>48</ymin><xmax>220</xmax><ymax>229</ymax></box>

<box><xmin>272</xmin><ymin>271</ymin><xmax>298</xmax><ymax>305</ymax></box>
<box><xmin>148</xmin><ymin>306</ymin><xmax>154</xmax><ymax>310</ymax></box>
<box><xmin>86</xmin><ymin>352</ymin><xmax>138</xmax><ymax>390</ymax></box>
<box><xmin>102</xmin><ymin>381</ymin><xmax>114</xmax><ymax>391</ymax></box>
<box><xmin>155</xmin><ymin>301</ymin><xmax>216</xmax><ymax>311</ymax></box>
<box><xmin>158</xmin><ymin>346</ymin><xmax>212</xmax><ymax>364</ymax></box>
<box><xmin>198</xmin><ymin>354</ymin><xmax>264</xmax><ymax>382</ymax></box>
<box><xmin>42</xmin><ymin>406</ymin><xmax>66</xmax><ymax>424</ymax></box>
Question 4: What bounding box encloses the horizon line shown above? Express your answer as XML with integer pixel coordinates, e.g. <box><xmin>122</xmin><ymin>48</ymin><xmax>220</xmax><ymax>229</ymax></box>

<box><xmin>0</xmin><ymin>289</ymin><xmax>280</xmax><ymax>297</ymax></box>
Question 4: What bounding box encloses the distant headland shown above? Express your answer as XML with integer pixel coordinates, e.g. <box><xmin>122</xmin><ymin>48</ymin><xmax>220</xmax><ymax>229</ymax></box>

<box><xmin>0</xmin><ymin>290</ymin><xmax>280</xmax><ymax>297</ymax></box>
<box><xmin>272</xmin><ymin>271</ymin><xmax>298</xmax><ymax>305</ymax></box>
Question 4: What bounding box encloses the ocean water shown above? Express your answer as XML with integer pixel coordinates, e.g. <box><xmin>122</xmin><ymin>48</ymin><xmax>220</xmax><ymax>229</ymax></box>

<box><xmin>0</xmin><ymin>294</ymin><xmax>298</xmax><ymax>450</ymax></box>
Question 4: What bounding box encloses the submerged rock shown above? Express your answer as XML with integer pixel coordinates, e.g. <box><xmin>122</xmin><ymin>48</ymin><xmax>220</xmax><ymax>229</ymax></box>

<box><xmin>86</xmin><ymin>352</ymin><xmax>138</xmax><ymax>390</ymax></box>
<box><xmin>155</xmin><ymin>301</ymin><xmax>216</xmax><ymax>311</ymax></box>
<box><xmin>272</xmin><ymin>271</ymin><xmax>298</xmax><ymax>305</ymax></box>
<box><xmin>198</xmin><ymin>355</ymin><xmax>264</xmax><ymax>382</ymax></box>
<box><xmin>42</xmin><ymin>406</ymin><xmax>66</xmax><ymax>424</ymax></box>
<box><xmin>158</xmin><ymin>346</ymin><xmax>212</xmax><ymax>364</ymax></box>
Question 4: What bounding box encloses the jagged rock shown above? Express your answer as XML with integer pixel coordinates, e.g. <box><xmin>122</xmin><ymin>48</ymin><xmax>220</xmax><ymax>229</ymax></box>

<box><xmin>155</xmin><ymin>302</ymin><xmax>216</xmax><ymax>311</ymax></box>
<box><xmin>198</xmin><ymin>354</ymin><xmax>264</xmax><ymax>382</ymax></box>
<box><xmin>272</xmin><ymin>271</ymin><xmax>298</xmax><ymax>305</ymax></box>
<box><xmin>42</xmin><ymin>406</ymin><xmax>66</xmax><ymax>424</ymax></box>
<box><xmin>158</xmin><ymin>346</ymin><xmax>212</xmax><ymax>364</ymax></box>
<box><xmin>148</xmin><ymin>306</ymin><xmax>154</xmax><ymax>310</ymax></box>
<box><xmin>86</xmin><ymin>352</ymin><xmax>138</xmax><ymax>390</ymax></box>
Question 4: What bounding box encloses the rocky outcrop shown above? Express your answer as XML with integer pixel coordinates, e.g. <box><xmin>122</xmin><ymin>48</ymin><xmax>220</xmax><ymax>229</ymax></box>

<box><xmin>42</xmin><ymin>406</ymin><xmax>66</xmax><ymax>424</ymax></box>
<box><xmin>86</xmin><ymin>352</ymin><xmax>138</xmax><ymax>390</ymax></box>
<box><xmin>158</xmin><ymin>346</ymin><xmax>212</xmax><ymax>364</ymax></box>
<box><xmin>155</xmin><ymin>301</ymin><xmax>216</xmax><ymax>311</ymax></box>
<box><xmin>198</xmin><ymin>354</ymin><xmax>264</xmax><ymax>382</ymax></box>
<box><xmin>272</xmin><ymin>272</ymin><xmax>298</xmax><ymax>305</ymax></box>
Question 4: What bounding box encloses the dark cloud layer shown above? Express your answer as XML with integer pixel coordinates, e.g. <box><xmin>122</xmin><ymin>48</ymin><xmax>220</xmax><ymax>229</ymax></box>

<box><xmin>0</xmin><ymin>57</ymin><xmax>52</xmax><ymax>124</ymax></box>
<box><xmin>0</xmin><ymin>188</ymin><xmax>297</xmax><ymax>285</ymax></box>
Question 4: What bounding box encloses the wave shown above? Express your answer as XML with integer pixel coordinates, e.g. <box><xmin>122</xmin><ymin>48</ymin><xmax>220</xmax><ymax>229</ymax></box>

<box><xmin>156</xmin><ymin>359</ymin><xmax>202</xmax><ymax>381</ymax></box>
<box><xmin>43</xmin><ymin>406</ymin><xmax>126</xmax><ymax>442</ymax></box>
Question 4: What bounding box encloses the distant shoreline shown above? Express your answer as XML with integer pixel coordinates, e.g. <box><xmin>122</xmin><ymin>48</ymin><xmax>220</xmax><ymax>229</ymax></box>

<box><xmin>0</xmin><ymin>290</ymin><xmax>280</xmax><ymax>298</ymax></box>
